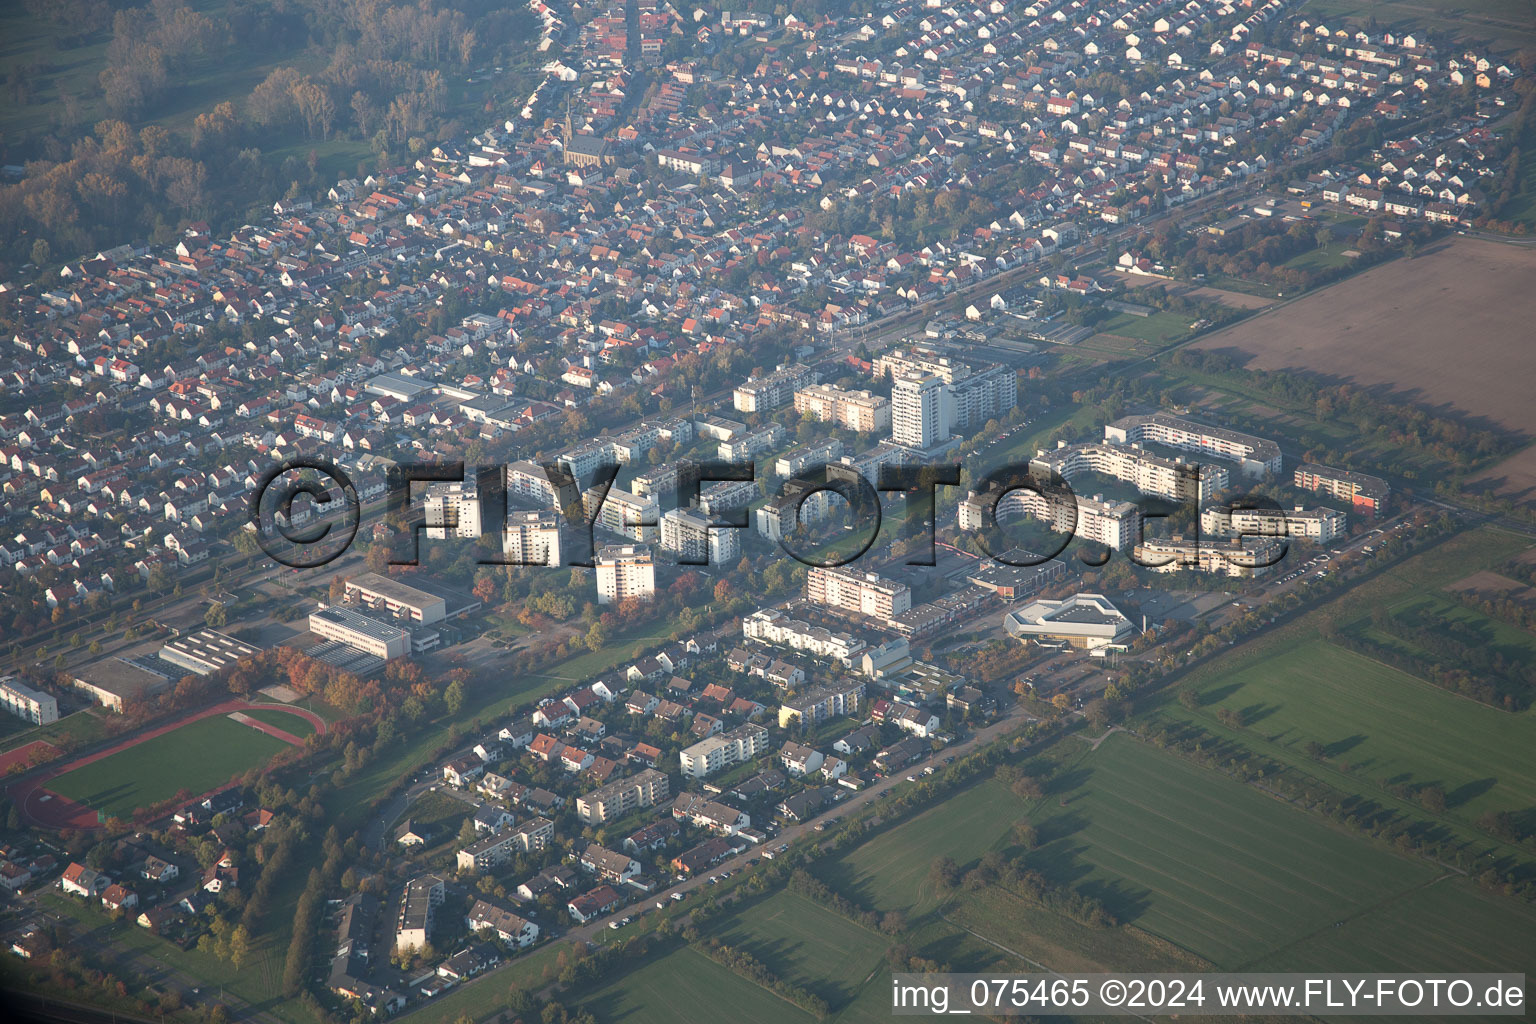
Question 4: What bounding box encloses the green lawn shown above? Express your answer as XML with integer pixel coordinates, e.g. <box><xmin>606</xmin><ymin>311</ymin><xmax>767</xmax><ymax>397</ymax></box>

<box><xmin>241</xmin><ymin>707</ymin><xmax>318</xmax><ymax>738</ymax></box>
<box><xmin>1166</xmin><ymin>639</ymin><xmax>1536</xmax><ymax>823</ymax></box>
<box><xmin>713</xmin><ymin>892</ymin><xmax>891</xmax><ymax>1008</ymax></box>
<box><xmin>1024</xmin><ymin>734</ymin><xmax>1440</xmax><ymax>967</ymax></box>
<box><xmin>820</xmin><ymin>779</ymin><xmax>1027</xmax><ymax>914</ymax></box>
<box><xmin>1093</xmin><ymin>309</ymin><xmax>1195</xmax><ymax>345</ymax></box>
<box><xmin>0</xmin><ymin>708</ymin><xmax>105</xmax><ymax>752</ymax></box>
<box><xmin>46</xmin><ymin>714</ymin><xmax>290</xmax><ymax>820</ymax></box>
<box><xmin>573</xmin><ymin>946</ymin><xmax>815</xmax><ymax>1024</ymax></box>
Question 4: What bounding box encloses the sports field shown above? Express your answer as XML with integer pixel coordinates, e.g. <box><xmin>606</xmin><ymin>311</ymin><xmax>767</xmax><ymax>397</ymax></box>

<box><xmin>45</xmin><ymin>715</ymin><xmax>292</xmax><ymax>821</ymax></box>
<box><xmin>1025</xmin><ymin>735</ymin><xmax>1439</xmax><ymax>967</ymax></box>
<box><xmin>240</xmin><ymin>706</ymin><xmax>319</xmax><ymax>739</ymax></box>
<box><xmin>1171</xmin><ymin>639</ymin><xmax>1536</xmax><ymax>822</ymax></box>
<box><xmin>820</xmin><ymin>779</ymin><xmax>1027</xmax><ymax>914</ymax></box>
<box><xmin>714</xmin><ymin>892</ymin><xmax>890</xmax><ymax>1007</ymax></box>
<box><xmin>574</xmin><ymin>946</ymin><xmax>815</xmax><ymax>1024</ymax></box>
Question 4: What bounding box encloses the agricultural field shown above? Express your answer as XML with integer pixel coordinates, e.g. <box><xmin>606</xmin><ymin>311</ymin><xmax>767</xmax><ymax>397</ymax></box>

<box><xmin>713</xmin><ymin>892</ymin><xmax>891</xmax><ymax>1009</ymax></box>
<box><xmin>819</xmin><ymin>779</ymin><xmax>1027</xmax><ymax>915</ymax></box>
<box><xmin>573</xmin><ymin>947</ymin><xmax>815</xmax><ymax>1024</ymax></box>
<box><xmin>1189</xmin><ymin>238</ymin><xmax>1536</xmax><ymax>438</ymax></box>
<box><xmin>45</xmin><ymin>714</ymin><xmax>291</xmax><ymax>821</ymax></box>
<box><xmin>1253</xmin><ymin>876</ymin><xmax>1536</xmax><ymax>975</ymax></box>
<box><xmin>1022</xmin><ymin>734</ymin><xmax>1440</xmax><ymax>967</ymax></box>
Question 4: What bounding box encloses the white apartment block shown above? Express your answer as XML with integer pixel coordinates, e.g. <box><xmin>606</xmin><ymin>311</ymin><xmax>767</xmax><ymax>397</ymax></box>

<box><xmin>1201</xmin><ymin>504</ymin><xmax>1346</xmax><ymax>544</ymax></box>
<box><xmin>874</xmin><ymin>348</ymin><xmax>1016</xmax><ymax>431</ymax></box>
<box><xmin>1035</xmin><ymin>442</ymin><xmax>1229</xmax><ymax>502</ymax></box>
<box><xmin>1104</xmin><ymin>413</ymin><xmax>1282</xmax><ymax>478</ymax></box>
<box><xmin>504</xmin><ymin>509</ymin><xmax>563</xmax><ymax>566</ymax></box>
<box><xmin>660</xmin><ymin>507</ymin><xmax>740</xmax><ymax>566</ymax></box>
<box><xmin>775</xmin><ymin>439</ymin><xmax>845</xmax><ymax>478</ymax></box>
<box><xmin>679</xmin><ymin>723</ymin><xmax>770</xmax><ymax>778</ymax></box>
<box><xmin>806</xmin><ymin>565</ymin><xmax>913</xmax><ymax>620</ymax></box>
<box><xmin>455</xmin><ymin>818</ymin><xmax>555</xmax><ymax>873</ymax></box>
<box><xmin>576</xmin><ymin>768</ymin><xmax>670</xmax><ymax>824</ymax></box>
<box><xmin>1133</xmin><ymin>537</ymin><xmax>1286</xmax><ymax>577</ymax></box>
<box><xmin>794</xmin><ymin>383</ymin><xmax>892</xmax><ymax>433</ymax></box>
<box><xmin>733</xmin><ymin>364</ymin><xmax>820</xmax><ymax>413</ymax></box>
<box><xmin>595</xmin><ymin>545</ymin><xmax>656</xmax><ymax>605</ymax></box>
<box><xmin>958</xmin><ymin>487</ymin><xmax>1141</xmax><ymax>550</ymax></box>
<box><xmin>742</xmin><ymin>607</ymin><xmax>867</xmax><ymax>664</ymax></box>
<box><xmin>584</xmin><ymin>487</ymin><xmax>659</xmax><ymax>543</ymax></box>
<box><xmin>0</xmin><ymin>676</ymin><xmax>58</xmax><ymax>725</ymax></box>
<box><xmin>423</xmin><ymin>481</ymin><xmax>483</xmax><ymax>539</ymax></box>
<box><xmin>891</xmin><ymin>371</ymin><xmax>952</xmax><ymax>450</ymax></box>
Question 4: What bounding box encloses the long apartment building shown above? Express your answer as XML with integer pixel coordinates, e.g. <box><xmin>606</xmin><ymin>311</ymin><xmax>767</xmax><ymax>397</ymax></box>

<box><xmin>1293</xmin><ymin>464</ymin><xmax>1390</xmax><ymax>515</ymax></box>
<box><xmin>1201</xmin><ymin>504</ymin><xmax>1346</xmax><ymax>544</ymax></box>
<box><xmin>576</xmin><ymin>768</ymin><xmax>671</xmax><ymax>824</ymax></box>
<box><xmin>733</xmin><ymin>364</ymin><xmax>819</xmax><ymax>413</ymax></box>
<box><xmin>793</xmin><ymin>383</ymin><xmax>891</xmax><ymax>433</ymax></box>
<box><xmin>1132</xmin><ymin>536</ymin><xmax>1287</xmax><ymax>577</ymax></box>
<box><xmin>718</xmin><ymin>423</ymin><xmax>787</xmax><ymax>462</ymax></box>
<box><xmin>0</xmin><ymin>676</ymin><xmax>58</xmax><ymax>725</ymax></box>
<box><xmin>660</xmin><ymin>507</ymin><xmax>740</xmax><ymax>566</ymax></box>
<box><xmin>959</xmin><ymin>486</ymin><xmax>1141</xmax><ymax>550</ymax></box>
<box><xmin>1035</xmin><ymin>442</ymin><xmax>1229</xmax><ymax>502</ymax></box>
<box><xmin>806</xmin><ymin>565</ymin><xmax>913</xmax><ymax>621</ymax></box>
<box><xmin>455</xmin><ymin>817</ymin><xmax>555</xmax><ymax>872</ymax></box>
<box><xmin>679</xmin><ymin>723</ymin><xmax>770</xmax><ymax>779</ymax></box>
<box><xmin>742</xmin><ymin>607</ymin><xmax>867</xmax><ymax>664</ymax></box>
<box><xmin>1104</xmin><ymin>413</ymin><xmax>1282</xmax><ymax>478</ymax></box>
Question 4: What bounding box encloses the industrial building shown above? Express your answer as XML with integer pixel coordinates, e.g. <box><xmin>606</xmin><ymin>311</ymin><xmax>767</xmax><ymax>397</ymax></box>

<box><xmin>158</xmin><ymin>630</ymin><xmax>262</xmax><ymax>677</ymax></box>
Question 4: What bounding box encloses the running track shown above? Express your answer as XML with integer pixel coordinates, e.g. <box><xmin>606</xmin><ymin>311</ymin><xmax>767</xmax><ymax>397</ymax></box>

<box><xmin>6</xmin><ymin>700</ymin><xmax>326</xmax><ymax>830</ymax></box>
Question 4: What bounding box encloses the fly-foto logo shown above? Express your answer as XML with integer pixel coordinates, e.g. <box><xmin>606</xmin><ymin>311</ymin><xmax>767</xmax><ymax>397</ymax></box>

<box><xmin>247</xmin><ymin>457</ymin><xmax>1295</xmax><ymax>571</ymax></box>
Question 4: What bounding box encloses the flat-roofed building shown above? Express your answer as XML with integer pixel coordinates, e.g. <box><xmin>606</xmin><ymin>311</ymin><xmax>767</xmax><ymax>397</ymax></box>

<box><xmin>394</xmin><ymin>874</ymin><xmax>444</xmax><ymax>952</ymax></box>
<box><xmin>584</xmin><ymin>486</ymin><xmax>658</xmax><ymax>543</ymax></box>
<box><xmin>1104</xmin><ymin>413</ymin><xmax>1281</xmax><ymax>478</ymax></box>
<box><xmin>71</xmin><ymin>659</ymin><xmax>172</xmax><ymax>713</ymax></box>
<box><xmin>1004</xmin><ymin>593</ymin><xmax>1134</xmax><ymax>650</ymax></box>
<box><xmin>0</xmin><ymin>676</ymin><xmax>57</xmax><ymax>725</ymax></box>
<box><xmin>958</xmin><ymin>486</ymin><xmax>1141</xmax><ymax>550</ymax></box>
<box><xmin>504</xmin><ymin>509</ymin><xmax>562</xmax><ymax>567</ymax></box>
<box><xmin>794</xmin><ymin>383</ymin><xmax>891</xmax><ymax>433</ymax></box>
<box><xmin>1132</xmin><ymin>536</ymin><xmax>1286</xmax><ymax>577</ymax></box>
<box><xmin>423</xmin><ymin>481</ymin><xmax>484</xmax><ymax>539</ymax></box>
<box><xmin>309</xmin><ymin>606</ymin><xmax>411</xmax><ymax>661</ymax></box>
<box><xmin>595</xmin><ymin>545</ymin><xmax>655</xmax><ymax>605</ymax></box>
<box><xmin>679</xmin><ymin>723</ymin><xmax>769</xmax><ymax>778</ymax></box>
<box><xmin>576</xmin><ymin>768</ymin><xmax>670</xmax><ymax>824</ymax></box>
<box><xmin>806</xmin><ymin>566</ymin><xmax>912</xmax><ymax>621</ymax></box>
<box><xmin>1293</xmin><ymin>464</ymin><xmax>1390</xmax><ymax>515</ymax></box>
<box><xmin>733</xmin><ymin>364</ymin><xmax>819</xmax><ymax>413</ymax></box>
<box><xmin>344</xmin><ymin>573</ymin><xmax>447</xmax><ymax>624</ymax></box>
<box><xmin>742</xmin><ymin>607</ymin><xmax>867</xmax><ymax>665</ymax></box>
<box><xmin>774</xmin><ymin>439</ymin><xmax>845</xmax><ymax>478</ymax></box>
<box><xmin>778</xmin><ymin>680</ymin><xmax>865</xmax><ymax>729</ymax></box>
<box><xmin>158</xmin><ymin>630</ymin><xmax>262</xmax><ymax>677</ymax></box>
<box><xmin>1035</xmin><ymin>442</ymin><xmax>1228</xmax><ymax>502</ymax></box>
<box><xmin>1201</xmin><ymin>504</ymin><xmax>1346</xmax><ymax>544</ymax></box>
<box><xmin>660</xmin><ymin>508</ymin><xmax>739</xmax><ymax>566</ymax></box>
